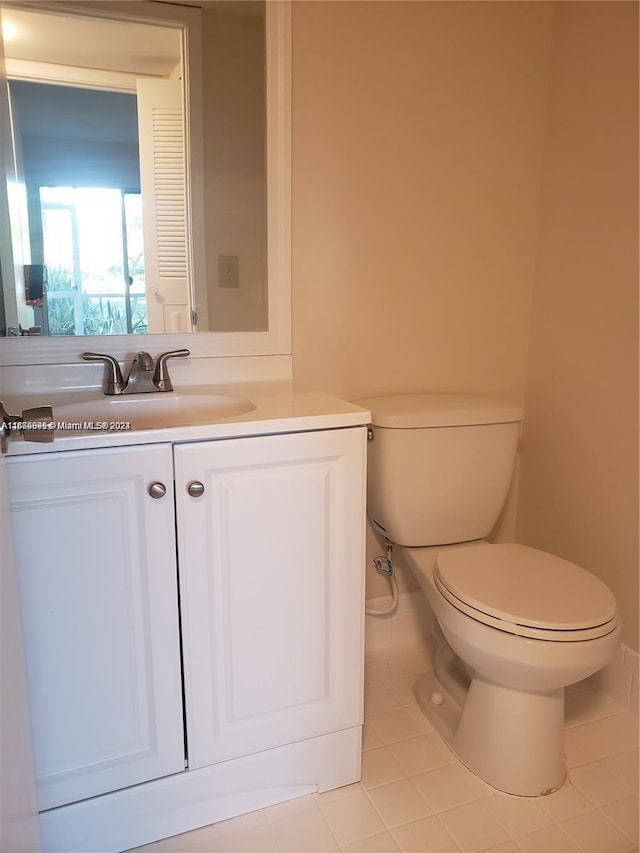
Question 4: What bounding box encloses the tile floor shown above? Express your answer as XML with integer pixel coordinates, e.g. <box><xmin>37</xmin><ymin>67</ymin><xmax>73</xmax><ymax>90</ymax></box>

<box><xmin>135</xmin><ymin>642</ymin><xmax>639</xmax><ymax>853</ymax></box>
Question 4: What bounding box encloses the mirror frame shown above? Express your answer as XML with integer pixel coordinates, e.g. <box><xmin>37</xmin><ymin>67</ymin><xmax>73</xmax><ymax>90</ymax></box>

<box><xmin>0</xmin><ymin>0</ymin><xmax>290</xmax><ymax>366</ymax></box>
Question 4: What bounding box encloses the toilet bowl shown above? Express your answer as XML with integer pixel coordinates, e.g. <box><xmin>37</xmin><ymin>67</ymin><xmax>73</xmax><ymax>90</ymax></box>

<box><xmin>403</xmin><ymin>542</ymin><xmax>621</xmax><ymax>796</ymax></box>
<box><xmin>358</xmin><ymin>392</ymin><xmax>622</xmax><ymax>797</ymax></box>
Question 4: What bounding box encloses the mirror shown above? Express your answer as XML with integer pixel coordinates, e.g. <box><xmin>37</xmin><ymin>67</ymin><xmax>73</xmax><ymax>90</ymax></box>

<box><xmin>0</xmin><ymin>0</ymin><xmax>291</xmax><ymax>363</ymax></box>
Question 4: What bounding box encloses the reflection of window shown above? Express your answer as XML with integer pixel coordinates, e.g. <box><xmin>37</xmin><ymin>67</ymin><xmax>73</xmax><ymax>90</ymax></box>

<box><xmin>40</xmin><ymin>187</ymin><xmax>147</xmax><ymax>336</ymax></box>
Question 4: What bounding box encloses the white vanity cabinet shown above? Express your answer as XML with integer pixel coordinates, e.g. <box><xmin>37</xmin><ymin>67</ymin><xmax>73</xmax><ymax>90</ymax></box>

<box><xmin>6</xmin><ymin>444</ymin><xmax>185</xmax><ymax>812</ymax></box>
<box><xmin>174</xmin><ymin>427</ymin><xmax>366</xmax><ymax>768</ymax></box>
<box><xmin>7</xmin><ymin>416</ymin><xmax>367</xmax><ymax>852</ymax></box>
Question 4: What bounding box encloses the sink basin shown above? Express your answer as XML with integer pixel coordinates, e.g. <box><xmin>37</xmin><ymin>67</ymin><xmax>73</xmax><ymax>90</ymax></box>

<box><xmin>55</xmin><ymin>392</ymin><xmax>256</xmax><ymax>430</ymax></box>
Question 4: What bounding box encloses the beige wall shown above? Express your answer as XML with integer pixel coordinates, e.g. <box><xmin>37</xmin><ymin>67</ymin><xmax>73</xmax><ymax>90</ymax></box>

<box><xmin>291</xmin><ymin>1</ymin><xmax>639</xmax><ymax>625</ymax></box>
<box><xmin>292</xmin><ymin>1</ymin><xmax>555</xmax><ymax>404</ymax></box>
<box><xmin>291</xmin><ymin>1</ymin><xmax>555</xmax><ymax>596</ymax></box>
<box><xmin>516</xmin><ymin>3</ymin><xmax>639</xmax><ymax>651</ymax></box>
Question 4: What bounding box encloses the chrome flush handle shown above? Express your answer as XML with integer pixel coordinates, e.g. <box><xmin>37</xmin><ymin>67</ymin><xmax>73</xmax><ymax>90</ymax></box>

<box><xmin>1</xmin><ymin>401</ymin><xmax>54</xmax><ymax>454</ymax></box>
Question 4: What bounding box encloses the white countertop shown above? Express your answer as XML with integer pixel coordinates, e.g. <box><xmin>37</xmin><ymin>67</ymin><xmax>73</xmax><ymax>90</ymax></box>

<box><xmin>4</xmin><ymin>382</ymin><xmax>371</xmax><ymax>456</ymax></box>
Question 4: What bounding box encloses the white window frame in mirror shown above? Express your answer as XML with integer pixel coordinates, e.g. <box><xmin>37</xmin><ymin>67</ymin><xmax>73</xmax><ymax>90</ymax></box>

<box><xmin>0</xmin><ymin>0</ymin><xmax>291</xmax><ymax>366</ymax></box>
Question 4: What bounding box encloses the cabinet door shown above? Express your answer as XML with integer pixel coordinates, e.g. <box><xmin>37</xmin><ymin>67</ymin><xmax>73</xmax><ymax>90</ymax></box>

<box><xmin>175</xmin><ymin>427</ymin><xmax>367</xmax><ymax>769</ymax></box>
<box><xmin>7</xmin><ymin>444</ymin><xmax>185</xmax><ymax>811</ymax></box>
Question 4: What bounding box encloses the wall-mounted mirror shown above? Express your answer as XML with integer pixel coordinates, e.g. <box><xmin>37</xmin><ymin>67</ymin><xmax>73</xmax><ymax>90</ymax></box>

<box><xmin>0</xmin><ymin>0</ymin><xmax>291</xmax><ymax>364</ymax></box>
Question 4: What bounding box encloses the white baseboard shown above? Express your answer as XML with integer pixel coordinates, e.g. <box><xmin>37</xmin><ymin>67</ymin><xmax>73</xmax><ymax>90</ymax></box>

<box><xmin>597</xmin><ymin>642</ymin><xmax>639</xmax><ymax>714</ymax></box>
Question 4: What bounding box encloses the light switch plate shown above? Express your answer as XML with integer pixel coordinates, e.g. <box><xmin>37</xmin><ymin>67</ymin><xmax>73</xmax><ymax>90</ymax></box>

<box><xmin>218</xmin><ymin>255</ymin><xmax>240</xmax><ymax>288</ymax></box>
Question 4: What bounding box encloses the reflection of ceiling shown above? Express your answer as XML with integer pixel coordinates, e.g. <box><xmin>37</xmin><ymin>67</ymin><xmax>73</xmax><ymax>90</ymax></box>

<box><xmin>2</xmin><ymin>7</ymin><xmax>181</xmax><ymax>77</ymax></box>
<box><xmin>10</xmin><ymin>81</ymin><xmax>138</xmax><ymax>144</ymax></box>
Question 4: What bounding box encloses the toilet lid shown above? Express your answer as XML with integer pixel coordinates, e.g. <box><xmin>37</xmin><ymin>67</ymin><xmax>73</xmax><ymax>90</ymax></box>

<box><xmin>435</xmin><ymin>543</ymin><xmax>617</xmax><ymax>637</ymax></box>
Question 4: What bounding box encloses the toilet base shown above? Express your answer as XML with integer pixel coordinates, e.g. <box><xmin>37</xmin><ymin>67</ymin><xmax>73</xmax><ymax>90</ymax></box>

<box><xmin>416</xmin><ymin>671</ymin><xmax>566</xmax><ymax>797</ymax></box>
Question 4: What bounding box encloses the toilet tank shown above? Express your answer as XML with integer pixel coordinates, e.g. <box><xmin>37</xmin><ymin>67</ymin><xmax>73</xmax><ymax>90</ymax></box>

<box><xmin>358</xmin><ymin>394</ymin><xmax>523</xmax><ymax>547</ymax></box>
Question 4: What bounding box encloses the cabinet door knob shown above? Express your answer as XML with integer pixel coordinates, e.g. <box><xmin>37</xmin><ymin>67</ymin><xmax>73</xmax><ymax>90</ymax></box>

<box><xmin>187</xmin><ymin>481</ymin><xmax>205</xmax><ymax>498</ymax></box>
<box><xmin>148</xmin><ymin>481</ymin><xmax>167</xmax><ymax>499</ymax></box>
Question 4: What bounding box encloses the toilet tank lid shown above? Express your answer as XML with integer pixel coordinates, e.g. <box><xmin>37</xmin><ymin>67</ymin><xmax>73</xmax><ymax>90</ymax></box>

<box><xmin>356</xmin><ymin>394</ymin><xmax>523</xmax><ymax>428</ymax></box>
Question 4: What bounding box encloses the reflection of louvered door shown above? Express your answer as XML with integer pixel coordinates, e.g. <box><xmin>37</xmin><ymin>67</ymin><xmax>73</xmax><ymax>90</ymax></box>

<box><xmin>137</xmin><ymin>79</ymin><xmax>191</xmax><ymax>333</ymax></box>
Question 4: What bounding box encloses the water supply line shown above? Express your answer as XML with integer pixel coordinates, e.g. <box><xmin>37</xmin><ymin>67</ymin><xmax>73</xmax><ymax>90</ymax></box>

<box><xmin>365</xmin><ymin>541</ymin><xmax>399</xmax><ymax>616</ymax></box>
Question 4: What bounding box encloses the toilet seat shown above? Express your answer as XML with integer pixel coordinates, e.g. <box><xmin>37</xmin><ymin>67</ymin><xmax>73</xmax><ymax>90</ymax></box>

<box><xmin>435</xmin><ymin>543</ymin><xmax>619</xmax><ymax>642</ymax></box>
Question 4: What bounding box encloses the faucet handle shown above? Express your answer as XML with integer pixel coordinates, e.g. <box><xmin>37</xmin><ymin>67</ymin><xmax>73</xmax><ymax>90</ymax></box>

<box><xmin>153</xmin><ymin>348</ymin><xmax>190</xmax><ymax>392</ymax></box>
<box><xmin>81</xmin><ymin>352</ymin><xmax>125</xmax><ymax>395</ymax></box>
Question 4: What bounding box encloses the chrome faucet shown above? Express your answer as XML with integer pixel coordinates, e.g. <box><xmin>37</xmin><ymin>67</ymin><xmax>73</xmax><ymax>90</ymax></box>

<box><xmin>82</xmin><ymin>349</ymin><xmax>190</xmax><ymax>395</ymax></box>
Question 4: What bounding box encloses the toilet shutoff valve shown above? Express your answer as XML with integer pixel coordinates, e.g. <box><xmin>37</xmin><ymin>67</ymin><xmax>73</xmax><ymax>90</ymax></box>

<box><xmin>373</xmin><ymin>555</ymin><xmax>393</xmax><ymax>575</ymax></box>
<box><xmin>373</xmin><ymin>543</ymin><xmax>394</xmax><ymax>576</ymax></box>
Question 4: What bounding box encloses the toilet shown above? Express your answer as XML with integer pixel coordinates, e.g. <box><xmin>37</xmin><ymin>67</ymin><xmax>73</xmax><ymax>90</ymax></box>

<box><xmin>359</xmin><ymin>393</ymin><xmax>621</xmax><ymax>797</ymax></box>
